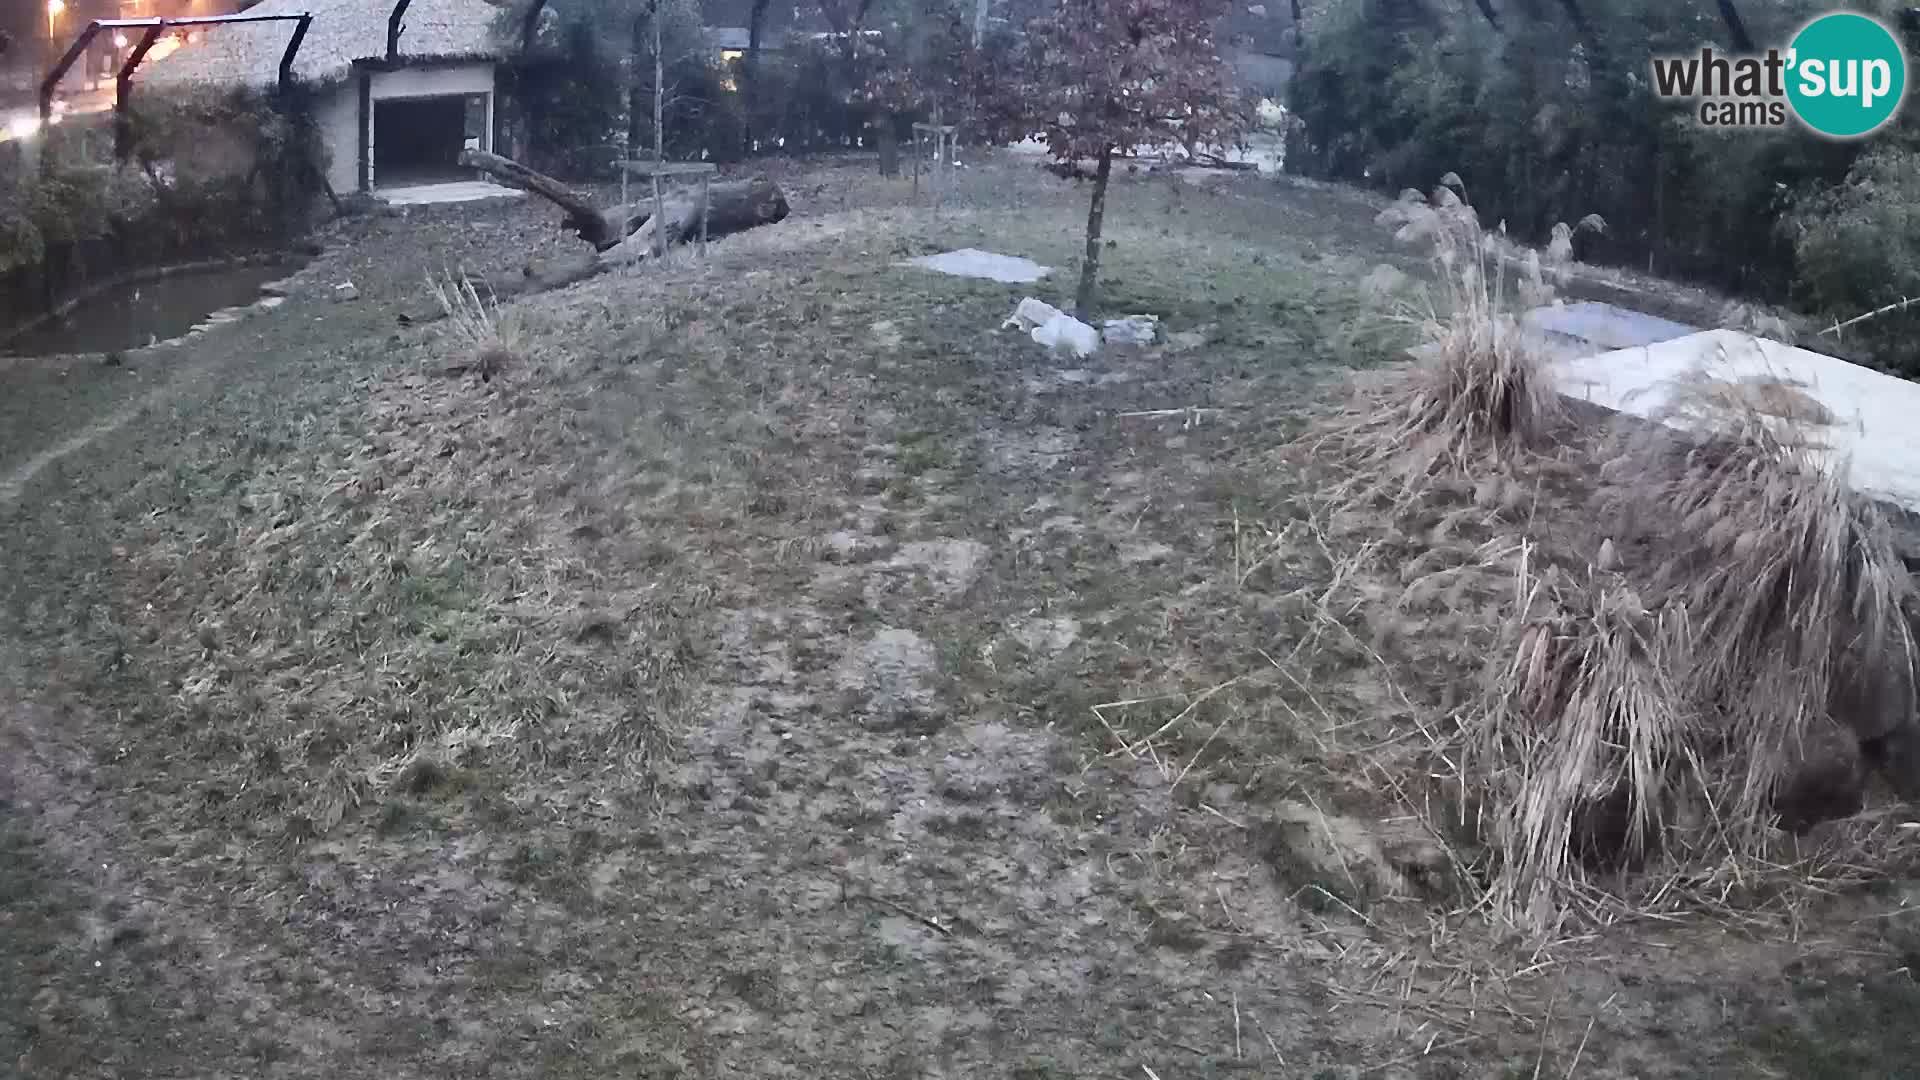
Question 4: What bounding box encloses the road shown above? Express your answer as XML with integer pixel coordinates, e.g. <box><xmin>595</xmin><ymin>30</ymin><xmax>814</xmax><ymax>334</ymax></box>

<box><xmin>0</xmin><ymin>81</ymin><xmax>114</xmax><ymax>143</ymax></box>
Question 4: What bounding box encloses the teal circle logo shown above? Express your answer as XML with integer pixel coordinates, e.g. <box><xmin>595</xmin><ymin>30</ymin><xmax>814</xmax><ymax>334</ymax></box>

<box><xmin>1786</xmin><ymin>12</ymin><xmax>1907</xmax><ymax>138</ymax></box>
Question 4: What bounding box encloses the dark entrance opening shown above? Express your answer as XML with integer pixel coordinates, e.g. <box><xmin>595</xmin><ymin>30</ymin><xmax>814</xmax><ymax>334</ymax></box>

<box><xmin>373</xmin><ymin>95</ymin><xmax>470</xmax><ymax>188</ymax></box>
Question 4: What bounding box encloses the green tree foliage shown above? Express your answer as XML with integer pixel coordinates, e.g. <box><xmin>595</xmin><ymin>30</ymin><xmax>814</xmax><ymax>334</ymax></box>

<box><xmin>1290</xmin><ymin>0</ymin><xmax>1920</xmax><ymax>371</ymax></box>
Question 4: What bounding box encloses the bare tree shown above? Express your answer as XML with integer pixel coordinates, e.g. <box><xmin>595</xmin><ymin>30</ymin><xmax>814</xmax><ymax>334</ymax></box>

<box><xmin>1473</xmin><ymin>0</ymin><xmax>1503</xmax><ymax>32</ymax></box>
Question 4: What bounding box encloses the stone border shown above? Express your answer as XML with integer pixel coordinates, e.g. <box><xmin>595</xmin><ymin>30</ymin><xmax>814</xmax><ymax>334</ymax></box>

<box><xmin>0</xmin><ymin>250</ymin><xmax>319</xmax><ymax>361</ymax></box>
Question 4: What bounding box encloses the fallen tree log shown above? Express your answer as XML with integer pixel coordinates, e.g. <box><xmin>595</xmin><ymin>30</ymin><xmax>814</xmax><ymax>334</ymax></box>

<box><xmin>456</xmin><ymin>149</ymin><xmax>790</xmax><ymax>254</ymax></box>
<box><xmin>456</xmin><ymin>149</ymin><xmax>621</xmax><ymax>247</ymax></box>
<box><xmin>395</xmin><ymin>152</ymin><xmax>794</xmax><ymax>330</ymax></box>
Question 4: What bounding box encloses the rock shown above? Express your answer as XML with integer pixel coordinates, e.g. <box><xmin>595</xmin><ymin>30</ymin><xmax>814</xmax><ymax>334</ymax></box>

<box><xmin>260</xmin><ymin>280</ymin><xmax>292</xmax><ymax>298</ymax></box>
<box><xmin>1004</xmin><ymin>297</ymin><xmax>1100</xmax><ymax>358</ymax></box>
<box><xmin>333</xmin><ymin>282</ymin><xmax>360</xmax><ymax>302</ymax></box>
<box><xmin>1165</xmin><ymin>329</ymin><xmax>1207</xmax><ymax>354</ymax></box>
<box><xmin>1003</xmin><ymin>297</ymin><xmax>1064</xmax><ymax>332</ymax></box>
<box><xmin>1102</xmin><ymin>314</ymin><xmax>1159</xmax><ymax>346</ymax></box>
<box><xmin>1032</xmin><ymin>312</ymin><xmax>1100</xmax><ymax>358</ymax></box>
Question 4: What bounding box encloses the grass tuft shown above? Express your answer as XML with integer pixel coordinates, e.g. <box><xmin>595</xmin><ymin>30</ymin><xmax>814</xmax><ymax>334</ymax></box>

<box><xmin>1320</xmin><ymin>181</ymin><xmax>1563</xmax><ymax>499</ymax></box>
<box><xmin>428</xmin><ymin>270</ymin><xmax>522</xmax><ymax>378</ymax></box>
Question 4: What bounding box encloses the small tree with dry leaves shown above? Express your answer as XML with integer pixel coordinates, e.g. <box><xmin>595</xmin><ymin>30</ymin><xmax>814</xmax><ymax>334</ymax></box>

<box><xmin>997</xmin><ymin>0</ymin><xmax>1253</xmax><ymax>318</ymax></box>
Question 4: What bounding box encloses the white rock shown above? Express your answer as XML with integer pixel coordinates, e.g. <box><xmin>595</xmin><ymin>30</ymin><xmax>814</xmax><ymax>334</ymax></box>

<box><xmin>1003</xmin><ymin>297</ymin><xmax>1064</xmax><ymax>332</ymax></box>
<box><xmin>1003</xmin><ymin>296</ymin><xmax>1101</xmax><ymax>357</ymax></box>
<box><xmin>1032</xmin><ymin>312</ymin><xmax>1100</xmax><ymax>358</ymax></box>
<box><xmin>333</xmin><ymin>282</ymin><xmax>359</xmax><ymax>301</ymax></box>
<box><xmin>1101</xmin><ymin>315</ymin><xmax>1159</xmax><ymax>346</ymax></box>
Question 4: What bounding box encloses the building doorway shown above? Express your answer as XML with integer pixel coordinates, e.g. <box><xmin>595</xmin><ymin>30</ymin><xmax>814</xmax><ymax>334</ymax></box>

<box><xmin>371</xmin><ymin>92</ymin><xmax>488</xmax><ymax>189</ymax></box>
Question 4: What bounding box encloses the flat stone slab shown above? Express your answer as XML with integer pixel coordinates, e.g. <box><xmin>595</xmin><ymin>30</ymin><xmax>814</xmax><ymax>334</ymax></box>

<box><xmin>1523</xmin><ymin>301</ymin><xmax>1698</xmax><ymax>353</ymax></box>
<box><xmin>378</xmin><ymin>181</ymin><xmax>528</xmax><ymax>207</ymax></box>
<box><xmin>1409</xmin><ymin>301</ymin><xmax>1699</xmax><ymax>365</ymax></box>
<box><xmin>1554</xmin><ymin>328</ymin><xmax>1920</xmax><ymax>511</ymax></box>
<box><xmin>906</xmin><ymin>249</ymin><xmax>1051</xmax><ymax>284</ymax></box>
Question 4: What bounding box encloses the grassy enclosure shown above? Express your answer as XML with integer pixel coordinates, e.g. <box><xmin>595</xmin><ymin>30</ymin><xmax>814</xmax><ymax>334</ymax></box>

<box><xmin>2</xmin><ymin>150</ymin><xmax>1918</xmax><ymax>1078</ymax></box>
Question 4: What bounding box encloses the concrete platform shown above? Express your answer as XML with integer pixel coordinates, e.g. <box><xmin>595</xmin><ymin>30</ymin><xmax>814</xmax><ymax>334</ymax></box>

<box><xmin>906</xmin><ymin>249</ymin><xmax>1051</xmax><ymax>284</ymax></box>
<box><xmin>377</xmin><ymin>181</ymin><xmax>527</xmax><ymax>207</ymax></box>
<box><xmin>1523</xmin><ymin>300</ymin><xmax>1698</xmax><ymax>354</ymax></box>
<box><xmin>1407</xmin><ymin>302</ymin><xmax>1699</xmax><ymax>365</ymax></box>
<box><xmin>1554</xmin><ymin>328</ymin><xmax>1920</xmax><ymax>511</ymax></box>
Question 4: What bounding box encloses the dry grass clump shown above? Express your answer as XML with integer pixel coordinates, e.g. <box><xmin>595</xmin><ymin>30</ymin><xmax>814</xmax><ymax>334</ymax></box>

<box><xmin>1298</xmin><ymin>176</ymin><xmax>1920</xmax><ymax>928</ymax></box>
<box><xmin>1318</xmin><ymin>183</ymin><xmax>1564</xmax><ymax>498</ymax></box>
<box><xmin>1447</xmin><ymin>386</ymin><xmax>1920</xmax><ymax>927</ymax></box>
<box><xmin>1620</xmin><ymin>384</ymin><xmax>1918</xmax><ymax>816</ymax></box>
<box><xmin>428</xmin><ymin>270</ymin><xmax>522</xmax><ymax>379</ymax></box>
<box><xmin>1466</xmin><ymin>563</ymin><xmax>1692</xmax><ymax>924</ymax></box>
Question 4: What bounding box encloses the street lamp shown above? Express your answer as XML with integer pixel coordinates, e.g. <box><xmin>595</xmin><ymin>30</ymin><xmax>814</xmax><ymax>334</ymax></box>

<box><xmin>44</xmin><ymin>0</ymin><xmax>67</xmax><ymax>73</ymax></box>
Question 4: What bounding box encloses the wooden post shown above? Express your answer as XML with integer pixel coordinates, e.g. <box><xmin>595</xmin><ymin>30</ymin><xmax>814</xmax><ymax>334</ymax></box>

<box><xmin>911</xmin><ymin>123</ymin><xmax>954</xmax><ymax>210</ymax></box>
<box><xmin>615</xmin><ymin>160</ymin><xmax>720</xmax><ymax>259</ymax></box>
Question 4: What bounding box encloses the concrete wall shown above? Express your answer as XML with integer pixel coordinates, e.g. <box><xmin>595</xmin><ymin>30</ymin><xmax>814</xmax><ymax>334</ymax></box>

<box><xmin>369</xmin><ymin>63</ymin><xmax>495</xmax><ymax>102</ymax></box>
<box><xmin>314</xmin><ymin>63</ymin><xmax>499</xmax><ymax>193</ymax></box>
<box><xmin>315</xmin><ymin>83</ymin><xmax>359</xmax><ymax>196</ymax></box>
<box><xmin>366</xmin><ymin>62</ymin><xmax>496</xmax><ymax>190</ymax></box>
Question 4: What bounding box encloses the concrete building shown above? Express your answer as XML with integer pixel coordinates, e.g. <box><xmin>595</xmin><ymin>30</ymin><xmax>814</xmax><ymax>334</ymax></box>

<box><xmin>143</xmin><ymin>0</ymin><xmax>507</xmax><ymax>196</ymax></box>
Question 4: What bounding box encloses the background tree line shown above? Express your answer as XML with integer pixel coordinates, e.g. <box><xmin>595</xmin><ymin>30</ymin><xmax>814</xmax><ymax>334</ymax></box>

<box><xmin>502</xmin><ymin>0</ymin><xmax>1011</xmax><ymax>175</ymax></box>
<box><xmin>1287</xmin><ymin>0</ymin><xmax>1920</xmax><ymax>370</ymax></box>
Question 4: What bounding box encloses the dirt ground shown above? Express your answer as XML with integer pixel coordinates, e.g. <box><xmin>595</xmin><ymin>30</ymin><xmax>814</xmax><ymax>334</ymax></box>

<box><xmin>4</xmin><ymin>154</ymin><xmax>1919</xmax><ymax>1079</ymax></box>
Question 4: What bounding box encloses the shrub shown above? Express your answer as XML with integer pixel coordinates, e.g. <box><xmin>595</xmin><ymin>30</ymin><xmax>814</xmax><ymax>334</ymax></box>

<box><xmin>1784</xmin><ymin>146</ymin><xmax>1920</xmax><ymax>373</ymax></box>
<box><xmin>1286</xmin><ymin>0</ymin><xmax>1920</xmax><ymax>369</ymax></box>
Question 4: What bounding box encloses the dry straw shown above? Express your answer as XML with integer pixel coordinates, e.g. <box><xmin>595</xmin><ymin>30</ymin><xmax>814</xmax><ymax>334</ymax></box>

<box><xmin>1304</xmin><ymin>174</ymin><xmax>1920</xmax><ymax>930</ymax></box>
<box><xmin>1314</xmin><ymin>186</ymin><xmax>1564</xmax><ymax>504</ymax></box>
<box><xmin>427</xmin><ymin>269</ymin><xmax>521</xmax><ymax>379</ymax></box>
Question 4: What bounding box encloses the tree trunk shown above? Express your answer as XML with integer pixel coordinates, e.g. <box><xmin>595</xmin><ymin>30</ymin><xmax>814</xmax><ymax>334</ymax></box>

<box><xmin>627</xmin><ymin>12</ymin><xmax>647</xmax><ymax>159</ymax></box>
<box><xmin>457</xmin><ymin>149</ymin><xmax>614</xmax><ymax>244</ymax></box>
<box><xmin>1472</xmin><ymin>0</ymin><xmax>1503</xmax><ymax>31</ymax></box>
<box><xmin>1714</xmin><ymin>0</ymin><xmax>1755</xmax><ymax>52</ymax></box>
<box><xmin>1074</xmin><ymin>146</ymin><xmax>1113</xmax><ymax>321</ymax></box>
<box><xmin>878</xmin><ymin>112</ymin><xmax>899</xmax><ymax>177</ymax></box>
<box><xmin>1290</xmin><ymin>0</ymin><xmax>1304</xmax><ymax>50</ymax></box>
<box><xmin>745</xmin><ymin>0</ymin><xmax>771</xmax><ymax>155</ymax></box>
<box><xmin>514</xmin><ymin>1</ymin><xmax>551</xmax><ymax>161</ymax></box>
<box><xmin>458</xmin><ymin>149</ymin><xmax>790</xmax><ymax>253</ymax></box>
<box><xmin>597</xmin><ymin>182</ymin><xmax>777</xmax><ymax>263</ymax></box>
<box><xmin>653</xmin><ymin>4</ymin><xmax>666</xmax><ymax>254</ymax></box>
<box><xmin>520</xmin><ymin>0</ymin><xmax>549</xmax><ymax>51</ymax></box>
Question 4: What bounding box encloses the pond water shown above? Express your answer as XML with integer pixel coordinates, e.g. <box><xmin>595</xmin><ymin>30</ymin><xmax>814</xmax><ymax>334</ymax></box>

<box><xmin>1</xmin><ymin>261</ymin><xmax>297</xmax><ymax>357</ymax></box>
